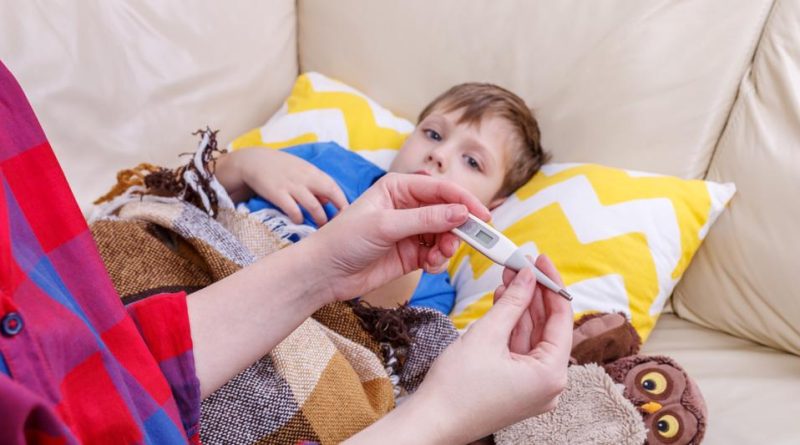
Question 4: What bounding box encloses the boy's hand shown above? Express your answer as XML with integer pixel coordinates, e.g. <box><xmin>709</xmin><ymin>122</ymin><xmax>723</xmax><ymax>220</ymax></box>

<box><xmin>215</xmin><ymin>148</ymin><xmax>348</xmax><ymax>226</ymax></box>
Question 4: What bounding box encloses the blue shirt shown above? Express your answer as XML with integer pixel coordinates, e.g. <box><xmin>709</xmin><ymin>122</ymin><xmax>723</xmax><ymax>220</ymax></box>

<box><xmin>243</xmin><ymin>142</ymin><xmax>456</xmax><ymax>314</ymax></box>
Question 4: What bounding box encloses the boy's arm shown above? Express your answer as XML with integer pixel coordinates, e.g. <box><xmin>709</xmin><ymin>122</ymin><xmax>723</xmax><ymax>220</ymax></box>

<box><xmin>214</xmin><ymin>150</ymin><xmax>255</xmax><ymax>203</ymax></box>
<box><xmin>214</xmin><ymin>151</ymin><xmax>253</xmax><ymax>202</ymax></box>
<box><xmin>214</xmin><ymin>148</ymin><xmax>348</xmax><ymax>225</ymax></box>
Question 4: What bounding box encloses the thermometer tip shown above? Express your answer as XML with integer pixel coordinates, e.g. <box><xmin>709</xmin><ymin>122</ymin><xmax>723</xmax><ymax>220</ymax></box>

<box><xmin>557</xmin><ymin>289</ymin><xmax>573</xmax><ymax>301</ymax></box>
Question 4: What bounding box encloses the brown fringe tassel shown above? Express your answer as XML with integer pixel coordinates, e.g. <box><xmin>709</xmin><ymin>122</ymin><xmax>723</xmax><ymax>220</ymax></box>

<box><xmin>93</xmin><ymin>128</ymin><xmax>228</xmax><ymax>215</ymax></box>
<box><xmin>349</xmin><ymin>301</ymin><xmax>415</xmax><ymax>348</ymax></box>
<box><xmin>93</xmin><ymin>163</ymin><xmax>162</xmax><ymax>204</ymax></box>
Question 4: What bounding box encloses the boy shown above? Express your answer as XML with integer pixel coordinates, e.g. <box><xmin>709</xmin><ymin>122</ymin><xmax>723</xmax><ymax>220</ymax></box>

<box><xmin>215</xmin><ymin>83</ymin><xmax>549</xmax><ymax>313</ymax></box>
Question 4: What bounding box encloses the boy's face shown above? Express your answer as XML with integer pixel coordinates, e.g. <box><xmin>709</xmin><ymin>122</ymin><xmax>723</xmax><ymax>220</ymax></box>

<box><xmin>389</xmin><ymin>108</ymin><xmax>515</xmax><ymax>209</ymax></box>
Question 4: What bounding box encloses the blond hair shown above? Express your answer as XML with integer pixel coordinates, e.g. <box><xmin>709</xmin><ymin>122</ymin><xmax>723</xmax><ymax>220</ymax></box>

<box><xmin>418</xmin><ymin>83</ymin><xmax>549</xmax><ymax>198</ymax></box>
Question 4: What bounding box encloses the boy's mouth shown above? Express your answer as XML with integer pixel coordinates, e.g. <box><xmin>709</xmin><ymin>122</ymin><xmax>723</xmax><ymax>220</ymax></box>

<box><xmin>413</xmin><ymin>170</ymin><xmax>431</xmax><ymax>176</ymax></box>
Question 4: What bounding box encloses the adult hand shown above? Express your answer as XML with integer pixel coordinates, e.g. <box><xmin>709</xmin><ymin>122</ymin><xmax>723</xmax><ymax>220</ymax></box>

<box><xmin>312</xmin><ymin>172</ymin><xmax>491</xmax><ymax>302</ymax></box>
<box><xmin>215</xmin><ymin>148</ymin><xmax>348</xmax><ymax>225</ymax></box>
<box><xmin>411</xmin><ymin>255</ymin><xmax>572</xmax><ymax>443</ymax></box>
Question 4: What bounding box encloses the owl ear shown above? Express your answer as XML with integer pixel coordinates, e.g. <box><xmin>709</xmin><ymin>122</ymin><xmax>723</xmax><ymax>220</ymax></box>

<box><xmin>684</xmin><ymin>372</ymin><xmax>708</xmax><ymax>444</ymax></box>
<box><xmin>571</xmin><ymin>312</ymin><xmax>641</xmax><ymax>365</ymax></box>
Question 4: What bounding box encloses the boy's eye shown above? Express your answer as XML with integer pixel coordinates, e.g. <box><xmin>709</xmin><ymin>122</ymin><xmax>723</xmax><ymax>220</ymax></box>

<box><xmin>424</xmin><ymin>129</ymin><xmax>442</xmax><ymax>141</ymax></box>
<box><xmin>464</xmin><ymin>155</ymin><xmax>482</xmax><ymax>171</ymax></box>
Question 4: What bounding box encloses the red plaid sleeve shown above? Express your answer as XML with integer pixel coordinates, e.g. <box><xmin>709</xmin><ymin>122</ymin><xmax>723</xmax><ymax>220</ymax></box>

<box><xmin>1</xmin><ymin>59</ymin><xmax>200</xmax><ymax>444</ymax></box>
<box><xmin>126</xmin><ymin>292</ymin><xmax>201</xmax><ymax>443</ymax></box>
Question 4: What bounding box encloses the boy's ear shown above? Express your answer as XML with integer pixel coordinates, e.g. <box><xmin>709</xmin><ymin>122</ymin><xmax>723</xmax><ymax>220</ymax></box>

<box><xmin>488</xmin><ymin>196</ymin><xmax>507</xmax><ymax>210</ymax></box>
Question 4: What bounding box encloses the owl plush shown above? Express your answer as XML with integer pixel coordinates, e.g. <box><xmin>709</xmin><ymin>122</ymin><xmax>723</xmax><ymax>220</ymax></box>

<box><xmin>572</xmin><ymin>313</ymin><xmax>708</xmax><ymax>445</ymax></box>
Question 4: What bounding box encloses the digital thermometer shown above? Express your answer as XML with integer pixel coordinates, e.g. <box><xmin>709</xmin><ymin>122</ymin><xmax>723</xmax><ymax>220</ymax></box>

<box><xmin>451</xmin><ymin>214</ymin><xmax>572</xmax><ymax>301</ymax></box>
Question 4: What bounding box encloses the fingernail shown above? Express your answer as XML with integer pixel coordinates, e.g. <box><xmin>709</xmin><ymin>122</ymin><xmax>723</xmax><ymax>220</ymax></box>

<box><xmin>447</xmin><ymin>204</ymin><xmax>467</xmax><ymax>223</ymax></box>
<box><xmin>451</xmin><ymin>238</ymin><xmax>460</xmax><ymax>252</ymax></box>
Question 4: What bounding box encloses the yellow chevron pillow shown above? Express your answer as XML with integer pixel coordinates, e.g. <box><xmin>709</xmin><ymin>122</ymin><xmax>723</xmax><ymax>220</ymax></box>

<box><xmin>229</xmin><ymin>72</ymin><xmax>413</xmax><ymax>169</ymax></box>
<box><xmin>229</xmin><ymin>74</ymin><xmax>735</xmax><ymax>342</ymax></box>
<box><xmin>448</xmin><ymin>163</ymin><xmax>735</xmax><ymax>342</ymax></box>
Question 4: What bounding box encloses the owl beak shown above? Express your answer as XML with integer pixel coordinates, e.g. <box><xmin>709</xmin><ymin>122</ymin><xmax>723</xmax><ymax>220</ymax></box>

<box><xmin>641</xmin><ymin>402</ymin><xmax>663</xmax><ymax>414</ymax></box>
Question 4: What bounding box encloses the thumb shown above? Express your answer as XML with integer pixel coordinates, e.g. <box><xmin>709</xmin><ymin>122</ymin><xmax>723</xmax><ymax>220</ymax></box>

<box><xmin>473</xmin><ymin>267</ymin><xmax>536</xmax><ymax>341</ymax></box>
<box><xmin>380</xmin><ymin>204</ymin><xmax>468</xmax><ymax>241</ymax></box>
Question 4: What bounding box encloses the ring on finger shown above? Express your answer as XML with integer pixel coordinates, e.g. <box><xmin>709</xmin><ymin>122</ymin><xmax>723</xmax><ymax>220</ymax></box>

<box><xmin>418</xmin><ymin>234</ymin><xmax>434</xmax><ymax>248</ymax></box>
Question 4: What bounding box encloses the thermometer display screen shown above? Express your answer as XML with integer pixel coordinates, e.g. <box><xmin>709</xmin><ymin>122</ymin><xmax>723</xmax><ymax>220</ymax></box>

<box><xmin>475</xmin><ymin>230</ymin><xmax>494</xmax><ymax>246</ymax></box>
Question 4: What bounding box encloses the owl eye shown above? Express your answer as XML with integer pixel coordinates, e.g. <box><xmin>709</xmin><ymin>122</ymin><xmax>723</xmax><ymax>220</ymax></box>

<box><xmin>640</xmin><ymin>371</ymin><xmax>668</xmax><ymax>395</ymax></box>
<box><xmin>655</xmin><ymin>414</ymin><xmax>680</xmax><ymax>439</ymax></box>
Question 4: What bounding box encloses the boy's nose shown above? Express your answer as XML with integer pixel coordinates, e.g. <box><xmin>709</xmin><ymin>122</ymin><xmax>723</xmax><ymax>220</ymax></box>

<box><xmin>426</xmin><ymin>149</ymin><xmax>449</xmax><ymax>172</ymax></box>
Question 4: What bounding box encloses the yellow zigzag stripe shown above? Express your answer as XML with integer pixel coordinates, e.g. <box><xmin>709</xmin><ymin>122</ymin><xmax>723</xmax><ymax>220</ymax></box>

<box><xmin>286</xmin><ymin>75</ymin><xmax>409</xmax><ymax>151</ymax></box>
<box><xmin>449</xmin><ymin>166</ymin><xmax>711</xmax><ymax>282</ymax></box>
<box><xmin>452</xmin><ymin>204</ymin><xmax>659</xmax><ymax>336</ymax></box>
<box><xmin>230</xmin><ymin>74</ymin><xmax>410</xmax><ymax>151</ymax></box>
<box><xmin>230</xmin><ymin>128</ymin><xmax>317</xmax><ymax>151</ymax></box>
<box><xmin>451</xmin><ymin>291</ymin><xmax>493</xmax><ymax>330</ymax></box>
<box><xmin>451</xmin><ymin>291</ymin><xmax>599</xmax><ymax>330</ymax></box>
<box><xmin>515</xmin><ymin>165</ymin><xmax>711</xmax><ymax>279</ymax></box>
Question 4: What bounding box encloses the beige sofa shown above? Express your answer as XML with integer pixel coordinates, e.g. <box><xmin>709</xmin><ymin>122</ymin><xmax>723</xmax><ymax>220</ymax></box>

<box><xmin>3</xmin><ymin>1</ymin><xmax>799</xmax><ymax>443</ymax></box>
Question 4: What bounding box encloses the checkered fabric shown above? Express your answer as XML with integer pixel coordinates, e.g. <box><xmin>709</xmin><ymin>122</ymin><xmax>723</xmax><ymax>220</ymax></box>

<box><xmin>0</xmin><ymin>60</ymin><xmax>200</xmax><ymax>444</ymax></box>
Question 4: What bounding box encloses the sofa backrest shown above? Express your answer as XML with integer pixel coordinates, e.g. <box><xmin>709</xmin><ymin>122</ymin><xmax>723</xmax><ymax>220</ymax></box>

<box><xmin>298</xmin><ymin>0</ymin><xmax>770</xmax><ymax>179</ymax></box>
<box><xmin>298</xmin><ymin>0</ymin><xmax>799</xmax><ymax>354</ymax></box>
<box><xmin>2</xmin><ymin>1</ymin><xmax>797</xmax><ymax>355</ymax></box>
<box><xmin>673</xmin><ymin>0</ymin><xmax>800</xmax><ymax>355</ymax></box>
<box><xmin>0</xmin><ymin>0</ymin><xmax>298</xmax><ymax>211</ymax></box>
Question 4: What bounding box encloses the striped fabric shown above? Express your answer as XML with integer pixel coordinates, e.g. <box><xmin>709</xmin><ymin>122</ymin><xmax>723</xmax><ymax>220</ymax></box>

<box><xmin>90</xmin><ymin>194</ymin><xmax>397</xmax><ymax>444</ymax></box>
<box><xmin>0</xmin><ymin>61</ymin><xmax>200</xmax><ymax>443</ymax></box>
<box><xmin>449</xmin><ymin>163</ymin><xmax>735</xmax><ymax>341</ymax></box>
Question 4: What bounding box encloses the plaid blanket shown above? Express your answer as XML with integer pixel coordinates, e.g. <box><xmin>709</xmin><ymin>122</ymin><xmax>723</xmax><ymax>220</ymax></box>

<box><xmin>89</xmin><ymin>132</ymin><xmax>458</xmax><ymax>444</ymax></box>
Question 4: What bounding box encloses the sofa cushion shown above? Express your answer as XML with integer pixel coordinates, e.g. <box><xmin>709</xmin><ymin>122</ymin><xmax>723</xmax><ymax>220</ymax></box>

<box><xmin>644</xmin><ymin>314</ymin><xmax>800</xmax><ymax>444</ymax></box>
<box><xmin>673</xmin><ymin>0</ymin><xmax>800</xmax><ymax>356</ymax></box>
<box><xmin>0</xmin><ymin>0</ymin><xmax>298</xmax><ymax>212</ymax></box>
